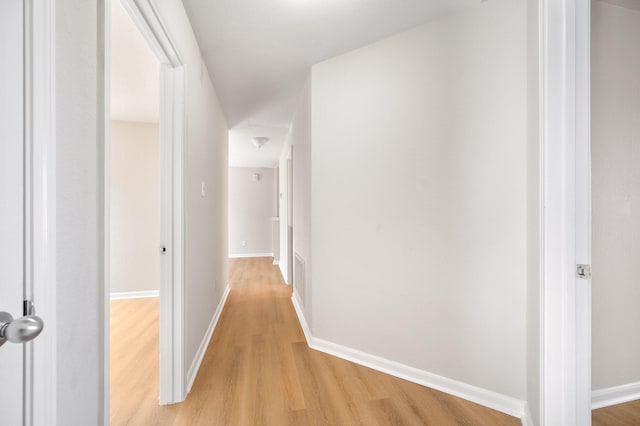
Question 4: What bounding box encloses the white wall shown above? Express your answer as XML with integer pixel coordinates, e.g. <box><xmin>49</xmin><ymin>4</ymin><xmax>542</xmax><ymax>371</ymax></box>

<box><xmin>55</xmin><ymin>0</ymin><xmax>104</xmax><ymax>422</ymax></box>
<box><xmin>310</xmin><ymin>0</ymin><xmax>527</xmax><ymax>401</ymax></box>
<box><xmin>110</xmin><ymin>121</ymin><xmax>160</xmax><ymax>294</ymax></box>
<box><xmin>526</xmin><ymin>0</ymin><xmax>540</xmax><ymax>421</ymax></box>
<box><xmin>290</xmin><ymin>79</ymin><xmax>313</xmax><ymax>318</ymax></box>
<box><xmin>278</xmin><ymin>79</ymin><xmax>312</xmax><ymax>291</ymax></box>
<box><xmin>591</xmin><ymin>0</ymin><xmax>640</xmax><ymax>391</ymax></box>
<box><xmin>228</xmin><ymin>167</ymin><xmax>277</xmax><ymax>256</ymax></box>
<box><xmin>153</xmin><ymin>0</ymin><xmax>229</xmax><ymax>381</ymax></box>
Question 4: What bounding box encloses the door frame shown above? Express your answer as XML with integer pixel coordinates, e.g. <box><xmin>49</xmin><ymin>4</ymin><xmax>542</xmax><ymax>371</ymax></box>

<box><xmin>286</xmin><ymin>147</ymin><xmax>293</xmax><ymax>285</ymax></box>
<box><xmin>539</xmin><ymin>0</ymin><xmax>591</xmax><ymax>424</ymax></box>
<box><xmin>104</xmin><ymin>0</ymin><xmax>187</xmax><ymax>414</ymax></box>
<box><xmin>28</xmin><ymin>0</ymin><xmax>57</xmax><ymax>423</ymax></box>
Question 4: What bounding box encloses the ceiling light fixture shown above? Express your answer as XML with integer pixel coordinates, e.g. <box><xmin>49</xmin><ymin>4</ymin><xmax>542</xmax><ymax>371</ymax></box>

<box><xmin>251</xmin><ymin>136</ymin><xmax>270</xmax><ymax>149</ymax></box>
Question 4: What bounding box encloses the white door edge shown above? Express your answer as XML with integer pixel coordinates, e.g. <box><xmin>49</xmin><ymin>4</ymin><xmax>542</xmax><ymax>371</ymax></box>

<box><xmin>574</xmin><ymin>1</ymin><xmax>592</xmax><ymax>425</ymax></box>
<box><xmin>29</xmin><ymin>0</ymin><xmax>57</xmax><ymax>424</ymax></box>
<box><xmin>539</xmin><ymin>0</ymin><xmax>591</xmax><ymax>424</ymax></box>
<box><xmin>101</xmin><ymin>1</ymin><xmax>111</xmax><ymax>424</ymax></box>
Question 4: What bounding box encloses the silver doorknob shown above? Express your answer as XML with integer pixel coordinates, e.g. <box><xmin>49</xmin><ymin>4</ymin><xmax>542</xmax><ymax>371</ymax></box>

<box><xmin>0</xmin><ymin>311</ymin><xmax>44</xmax><ymax>347</ymax></box>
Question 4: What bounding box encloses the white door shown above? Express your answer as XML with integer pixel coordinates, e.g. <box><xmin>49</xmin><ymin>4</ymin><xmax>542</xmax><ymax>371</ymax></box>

<box><xmin>0</xmin><ymin>2</ymin><xmax>45</xmax><ymax>424</ymax></box>
<box><xmin>0</xmin><ymin>0</ymin><xmax>26</xmax><ymax>424</ymax></box>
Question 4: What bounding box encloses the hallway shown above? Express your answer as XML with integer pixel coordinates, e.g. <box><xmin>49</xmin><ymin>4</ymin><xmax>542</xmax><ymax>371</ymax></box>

<box><xmin>110</xmin><ymin>257</ymin><xmax>519</xmax><ymax>425</ymax></box>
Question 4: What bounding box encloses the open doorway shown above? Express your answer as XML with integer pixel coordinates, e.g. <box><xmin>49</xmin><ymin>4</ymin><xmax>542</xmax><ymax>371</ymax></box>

<box><xmin>105</xmin><ymin>0</ymin><xmax>188</xmax><ymax>416</ymax></box>
<box><xmin>590</xmin><ymin>1</ymin><xmax>640</xmax><ymax>423</ymax></box>
<box><xmin>109</xmin><ymin>0</ymin><xmax>161</xmax><ymax>421</ymax></box>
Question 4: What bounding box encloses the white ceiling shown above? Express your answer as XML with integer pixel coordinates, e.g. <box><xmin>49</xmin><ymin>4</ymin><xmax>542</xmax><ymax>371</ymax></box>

<box><xmin>111</xmin><ymin>1</ymin><xmax>477</xmax><ymax>165</ymax></box>
<box><xmin>183</xmin><ymin>0</ymin><xmax>476</xmax><ymax>168</ymax></box>
<box><xmin>110</xmin><ymin>0</ymin><xmax>159</xmax><ymax>123</ymax></box>
<box><xmin>229</xmin><ymin>125</ymin><xmax>290</xmax><ymax>168</ymax></box>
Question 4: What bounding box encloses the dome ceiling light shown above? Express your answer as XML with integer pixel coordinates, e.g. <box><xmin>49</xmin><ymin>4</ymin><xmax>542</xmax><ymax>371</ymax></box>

<box><xmin>251</xmin><ymin>136</ymin><xmax>270</xmax><ymax>149</ymax></box>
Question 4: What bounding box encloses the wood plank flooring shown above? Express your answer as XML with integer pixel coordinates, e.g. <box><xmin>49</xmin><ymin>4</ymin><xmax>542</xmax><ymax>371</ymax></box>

<box><xmin>593</xmin><ymin>400</ymin><xmax>640</xmax><ymax>425</ymax></box>
<box><xmin>111</xmin><ymin>257</ymin><xmax>520</xmax><ymax>425</ymax></box>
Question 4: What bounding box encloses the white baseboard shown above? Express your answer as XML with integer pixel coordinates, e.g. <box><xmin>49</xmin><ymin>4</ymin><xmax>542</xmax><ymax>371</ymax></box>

<box><xmin>273</xmin><ymin>260</ymin><xmax>279</xmax><ymax>266</ymax></box>
<box><xmin>521</xmin><ymin>404</ymin><xmax>534</xmax><ymax>426</ymax></box>
<box><xmin>279</xmin><ymin>263</ymin><xmax>289</xmax><ymax>285</ymax></box>
<box><xmin>290</xmin><ymin>295</ymin><xmax>528</xmax><ymax>423</ymax></box>
<box><xmin>291</xmin><ymin>294</ymin><xmax>312</xmax><ymax>342</ymax></box>
<box><xmin>110</xmin><ymin>290</ymin><xmax>159</xmax><ymax>300</ymax></box>
<box><xmin>186</xmin><ymin>285</ymin><xmax>231</xmax><ymax>393</ymax></box>
<box><xmin>228</xmin><ymin>253</ymin><xmax>273</xmax><ymax>259</ymax></box>
<box><xmin>592</xmin><ymin>381</ymin><xmax>640</xmax><ymax>409</ymax></box>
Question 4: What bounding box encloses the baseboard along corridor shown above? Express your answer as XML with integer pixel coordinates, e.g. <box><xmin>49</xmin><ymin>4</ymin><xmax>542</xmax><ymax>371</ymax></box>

<box><xmin>110</xmin><ymin>257</ymin><xmax>520</xmax><ymax>425</ymax></box>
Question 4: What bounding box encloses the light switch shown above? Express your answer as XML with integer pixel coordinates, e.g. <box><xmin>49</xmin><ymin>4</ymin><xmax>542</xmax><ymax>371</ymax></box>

<box><xmin>201</xmin><ymin>181</ymin><xmax>206</xmax><ymax>197</ymax></box>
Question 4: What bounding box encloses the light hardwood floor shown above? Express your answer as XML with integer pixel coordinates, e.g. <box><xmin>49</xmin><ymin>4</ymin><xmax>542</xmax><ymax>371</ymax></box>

<box><xmin>111</xmin><ymin>257</ymin><xmax>520</xmax><ymax>425</ymax></box>
<box><xmin>593</xmin><ymin>400</ymin><xmax>640</xmax><ymax>426</ymax></box>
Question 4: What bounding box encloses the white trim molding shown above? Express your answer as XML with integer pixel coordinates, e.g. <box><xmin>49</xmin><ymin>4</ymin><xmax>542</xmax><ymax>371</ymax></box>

<box><xmin>229</xmin><ymin>253</ymin><xmax>274</xmax><ymax>259</ymax></box>
<box><xmin>539</xmin><ymin>0</ymin><xmax>591</xmax><ymax>424</ymax></box>
<box><xmin>186</xmin><ymin>285</ymin><xmax>231</xmax><ymax>393</ymax></box>
<box><xmin>592</xmin><ymin>382</ymin><xmax>640</xmax><ymax>410</ymax></box>
<box><xmin>101</xmin><ymin>1</ymin><xmax>110</xmax><ymax>423</ymax></box>
<box><xmin>291</xmin><ymin>294</ymin><xmax>312</xmax><ymax>343</ymax></box>
<box><xmin>113</xmin><ymin>0</ymin><xmax>187</xmax><ymax>406</ymax></box>
<box><xmin>279</xmin><ymin>263</ymin><xmax>289</xmax><ymax>285</ymax></box>
<box><xmin>29</xmin><ymin>0</ymin><xmax>57</xmax><ymax>424</ymax></box>
<box><xmin>291</xmin><ymin>296</ymin><xmax>530</xmax><ymax>424</ymax></box>
<box><xmin>110</xmin><ymin>290</ymin><xmax>160</xmax><ymax>300</ymax></box>
<box><xmin>522</xmin><ymin>406</ymin><xmax>535</xmax><ymax>426</ymax></box>
<box><xmin>158</xmin><ymin>63</ymin><xmax>186</xmax><ymax>405</ymax></box>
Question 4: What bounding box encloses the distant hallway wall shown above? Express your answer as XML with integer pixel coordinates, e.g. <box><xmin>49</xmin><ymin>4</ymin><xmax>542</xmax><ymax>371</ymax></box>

<box><xmin>229</xmin><ymin>167</ymin><xmax>277</xmax><ymax>257</ymax></box>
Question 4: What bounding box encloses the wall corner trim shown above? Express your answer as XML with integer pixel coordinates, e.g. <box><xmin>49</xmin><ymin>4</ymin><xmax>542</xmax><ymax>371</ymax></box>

<box><xmin>592</xmin><ymin>382</ymin><xmax>640</xmax><ymax>410</ymax></box>
<box><xmin>291</xmin><ymin>296</ymin><xmax>528</xmax><ymax>423</ymax></box>
<box><xmin>291</xmin><ymin>293</ymin><xmax>312</xmax><ymax>341</ymax></box>
<box><xmin>186</xmin><ymin>285</ymin><xmax>231</xmax><ymax>393</ymax></box>
<box><xmin>279</xmin><ymin>263</ymin><xmax>289</xmax><ymax>285</ymax></box>
<box><xmin>521</xmin><ymin>404</ymin><xmax>534</xmax><ymax>426</ymax></box>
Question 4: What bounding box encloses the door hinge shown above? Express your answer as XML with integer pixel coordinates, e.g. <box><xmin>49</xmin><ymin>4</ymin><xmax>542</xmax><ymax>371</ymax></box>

<box><xmin>576</xmin><ymin>264</ymin><xmax>591</xmax><ymax>279</ymax></box>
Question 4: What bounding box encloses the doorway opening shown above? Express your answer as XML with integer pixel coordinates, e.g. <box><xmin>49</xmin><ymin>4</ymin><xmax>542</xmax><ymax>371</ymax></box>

<box><xmin>590</xmin><ymin>1</ymin><xmax>640</xmax><ymax>423</ymax></box>
<box><xmin>104</xmin><ymin>0</ymin><xmax>187</xmax><ymax>416</ymax></box>
<box><xmin>109</xmin><ymin>0</ymin><xmax>161</xmax><ymax>419</ymax></box>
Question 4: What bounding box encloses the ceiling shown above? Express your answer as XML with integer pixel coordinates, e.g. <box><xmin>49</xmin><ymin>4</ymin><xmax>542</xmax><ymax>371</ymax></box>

<box><xmin>112</xmin><ymin>0</ymin><xmax>477</xmax><ymax>166</ymax></box>
<box><xmin>111</xmin><ymin>0</ymin><xmax>159</xmax><ymax>123</ymax></box>
<box><xmin>183</xmin><ymin>0</ymin><xmax>475</xmax><ymax>168</ymax></box>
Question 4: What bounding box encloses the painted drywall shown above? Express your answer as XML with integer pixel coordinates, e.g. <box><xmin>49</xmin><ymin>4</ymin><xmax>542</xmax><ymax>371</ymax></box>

<box><xmin>55</xmin><ymin>0</ymin><xmax>104</xmax><ymax>422</ymax></box>
<box><xmin>526</xmin><ymin>0</ymin><xmax>540</xmax><ymax>421</ymax></box>
<box><xmin>153</xmin><ymin>0</ymin><xmax>229</xmax><ymax>382</ymax></box>
<box><xmin>277</xmin><ymin>80</ymin><xmax>312</xmax><ymax>290</ymax></box>
<box><xmin>290</xmin><ymin>78</ymin><xmax>313</xmax><ymax>320</ymax></box>
<box><xmin>228</xmin><ymin>167</ymin><xmax>277</xmax><ymax>256</ymax></box>
<box><xmin>591</xmin><ymin>1</ymin><xmax>640</xmax><ymax>391</ymax></box>
<box><xmin>110</xmin><ymin>121</ymin><xmax>160</xmax><ymax>294</ymax></box>
<box><xmin>310</xmin><ymin>0</ymin><xmax>527</xmax><ymax>400</ymax></box>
